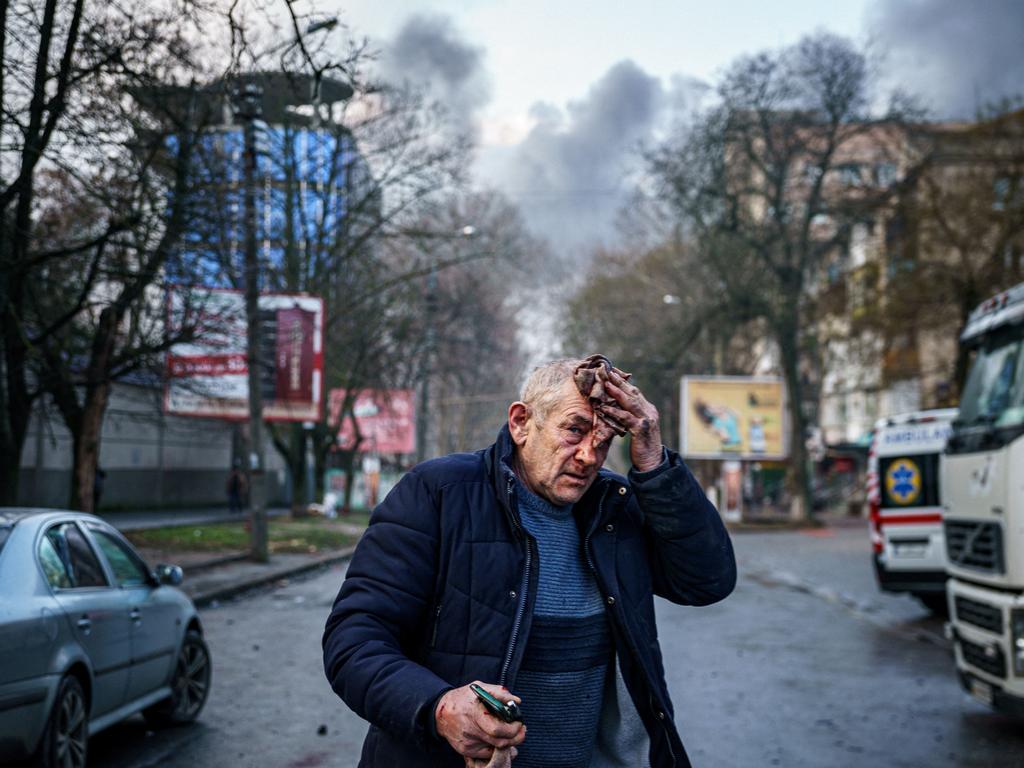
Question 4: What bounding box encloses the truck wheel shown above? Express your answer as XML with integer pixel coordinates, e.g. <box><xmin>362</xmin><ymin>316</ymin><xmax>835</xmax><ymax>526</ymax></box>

<box><xmin>144</xmin><ymin>630</ymin><xmax>211</xmax><ymax>727</ymax></box>
<box><xmin>916</xmin><ymin>593</ymin><xmax>949</xmax><ymax>616</ymax></box>
<box><xmin>36</xmin><ymin>674</ymin><xmax>88</xmax><ymax>768</ymax></box>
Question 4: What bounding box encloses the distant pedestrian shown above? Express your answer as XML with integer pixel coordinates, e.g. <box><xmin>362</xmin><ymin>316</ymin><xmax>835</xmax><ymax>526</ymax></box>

<box><xmin>227</xmin><ymin>464</ymin><xmax>247</xmax><ymax>514</ymax></box>
<box><xmin>93</xmin><ymin>467</ymin><xmax>107</xmax><ymax>511</ymax></box>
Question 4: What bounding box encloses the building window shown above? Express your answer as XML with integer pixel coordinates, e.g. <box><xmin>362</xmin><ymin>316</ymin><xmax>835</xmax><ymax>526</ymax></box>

<box><xmin>836</xmin><ymin>163</ymin><xmax>863</xmax><ymax>187</ymax></box>
<box><xmin>874</xmin><ymin>163</ymin><xmax>898</xmax><ymax>187</ymax></box>
<box><xmin>994</xmin><ymin>175</ymin><xmax>1022</xmax><ymax>211</ymax></box>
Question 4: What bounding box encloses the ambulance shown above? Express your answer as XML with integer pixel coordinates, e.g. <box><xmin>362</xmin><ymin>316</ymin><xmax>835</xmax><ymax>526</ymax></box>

<box><xmin>945</xmin><ymin>282</ymin><xmax>1024</xmax><ymax>713</ymax></box>
<box><xmin>867</xmin><ymin>408</ymin><xmax>957</xmax><ymax>613</ymax></box>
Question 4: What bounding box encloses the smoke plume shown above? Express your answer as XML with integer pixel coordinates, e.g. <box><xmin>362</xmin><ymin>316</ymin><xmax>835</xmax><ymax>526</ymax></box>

<box><xmin>381</xmin><ymin>13</ymin><xmax>491</xmax><ymax>135</ymax></box>
<box><xmin>485</xmin><ymin>60</ymin><xmax>706</xmax><ymax>256</ymax></box>
<box><xmin>869</xmin><ymin>0</ymin><xmax>1024</xmax><ymax>118</ymax></box>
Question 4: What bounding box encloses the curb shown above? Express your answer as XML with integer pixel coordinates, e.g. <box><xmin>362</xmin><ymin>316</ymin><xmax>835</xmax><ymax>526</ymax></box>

<box><xmin>187</xmin><ymin>552</ymin><xmax>250</xmax><ymax>571</ymax></box>
<box><xmin>190</xmin><ymin>545</ymin><xmax>358</xmax><ymax>608</ymax></box>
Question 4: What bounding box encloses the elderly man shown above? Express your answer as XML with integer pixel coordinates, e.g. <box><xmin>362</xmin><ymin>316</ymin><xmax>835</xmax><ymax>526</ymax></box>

<box><xmin>323</xmin><ymin>357</ymin><xmax>736</xmax><ymax>768</ymax></box>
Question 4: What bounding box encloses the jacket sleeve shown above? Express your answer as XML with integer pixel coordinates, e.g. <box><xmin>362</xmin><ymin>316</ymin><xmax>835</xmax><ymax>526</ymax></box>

<box><xmin>628</xmin><ymin>449</ymin><xmax>737</xmax><ymax>606</ymax></box>
<box><xmin>322</xmin><ymin>469</ymin><xmax>452</xmax><ymax>745</ymax></box>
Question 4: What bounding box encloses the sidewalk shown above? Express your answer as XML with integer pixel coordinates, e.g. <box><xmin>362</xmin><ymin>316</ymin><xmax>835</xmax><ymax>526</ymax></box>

<box><xmin>99</xmin><ymin>506</ymin><xmax>291</xmax><ymax>532</ymax></box>
<box><xmin>101</xmin><ymin>506</ymin><xmax>360</xmax><ymax>608</ymax></box>
<box><xmin>171</xmin><ymin>548</ymin><xmax>356</xmax><ymax>607</ymax></box>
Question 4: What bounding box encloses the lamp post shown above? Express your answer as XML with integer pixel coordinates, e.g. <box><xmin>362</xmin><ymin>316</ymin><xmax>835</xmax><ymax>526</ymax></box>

<box><xmin>232</xmin><ymin>81</ymin><xmax>269</xmax><ymax>563</ymax></box>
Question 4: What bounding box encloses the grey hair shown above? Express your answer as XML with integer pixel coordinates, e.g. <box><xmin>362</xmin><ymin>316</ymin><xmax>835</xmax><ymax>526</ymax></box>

<box><xmin>519</xmin><ymin>359</ymin><xmax>579</xmax><ymax>424</ymax></box>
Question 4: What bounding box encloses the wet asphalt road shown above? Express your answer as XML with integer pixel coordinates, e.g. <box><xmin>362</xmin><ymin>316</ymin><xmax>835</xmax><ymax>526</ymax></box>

<box><xmin>88</xmin><ymin>521</ymin><xmax>1024</xmax><ymax>768</ymax></box>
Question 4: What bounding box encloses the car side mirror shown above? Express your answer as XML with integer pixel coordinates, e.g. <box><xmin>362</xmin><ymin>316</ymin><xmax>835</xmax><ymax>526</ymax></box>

<box><xmin>154</xmin><ymin>564</ymin><xmax>184</xmax><ymax>586</ymax></box>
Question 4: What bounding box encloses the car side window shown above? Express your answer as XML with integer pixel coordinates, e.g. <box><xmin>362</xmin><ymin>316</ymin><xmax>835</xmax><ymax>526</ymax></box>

<box><xmin>45</xmin><ymin>523</ymin><xmax>108</xmax><ymax>588</ymax></box>
<box><xmin>38</xmin><ymin>535</ymin><xmax>73</xmax><ymax>589</ymax></box>
<box><xmin>89</xmin><ymin>528</ymin><xmax>150</xmax><ymax>587</ymax></box>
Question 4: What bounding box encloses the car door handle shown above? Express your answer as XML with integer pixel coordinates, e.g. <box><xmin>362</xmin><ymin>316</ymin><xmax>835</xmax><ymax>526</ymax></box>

<box><xmin>76</xmin><ymin>616</ymin><xmax>92</xmax><ymax>632</ymax></box>
<box><xmin>129</xmin><ymin>608</ymin><xmax>141</xmax><ymax>623</ymax></box>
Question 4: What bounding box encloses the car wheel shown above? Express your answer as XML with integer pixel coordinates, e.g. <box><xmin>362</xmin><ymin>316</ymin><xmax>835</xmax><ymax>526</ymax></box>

<box><xmin>144</xmin><ymin>630</ymin><xmax>211</xmax><ymax>727</ymax></box>
<box><xmin>37</xmin><ymin>674</ymin><xmax>88</xmax><ymax>768</ymax></box>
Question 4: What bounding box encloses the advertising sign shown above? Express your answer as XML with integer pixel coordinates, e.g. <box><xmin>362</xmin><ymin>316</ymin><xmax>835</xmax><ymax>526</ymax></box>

<box><xmin>165</xmin><ymin>288</ymin><xmax>324</xmax><ymax>422</ymax></box>
<box><xmin>680</xmin><ymin>376</ymin><xmax>788</xmax><ymax>460</ymax></box>
<box><xmin>328</xmin><ymin>388</ymin><xmax>416</xmax><ymax>454</ymax></box>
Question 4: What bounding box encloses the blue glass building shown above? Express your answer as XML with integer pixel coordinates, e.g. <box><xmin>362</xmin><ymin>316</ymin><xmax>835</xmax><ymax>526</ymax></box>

<box><xmin>155</xmin><ymin>72</ymin><xmax>374</xmax><ymax>292</ymax></box>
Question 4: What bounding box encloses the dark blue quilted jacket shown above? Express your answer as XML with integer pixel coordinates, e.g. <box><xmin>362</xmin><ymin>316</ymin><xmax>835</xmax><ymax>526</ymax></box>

<box><xmin>323</xmin><ymin>426</ymin><xmax>736</xmax><ymax>768</ymax></box>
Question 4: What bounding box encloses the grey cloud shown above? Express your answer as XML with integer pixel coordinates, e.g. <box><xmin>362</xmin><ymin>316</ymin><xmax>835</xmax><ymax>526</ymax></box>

<box><xmin>869</xmin><ymin>0</ymin><xmax>1024</xmax><ymax>118</ymax></box>
<box><xmin>382</xmin><ymin>14</ymin><xmax>491</xmax><ymax>133</ymax></box>
<box><xmin>493</xmin><ymin>60</ymin><xmax>682</xmax><ymax>255</ymax></box>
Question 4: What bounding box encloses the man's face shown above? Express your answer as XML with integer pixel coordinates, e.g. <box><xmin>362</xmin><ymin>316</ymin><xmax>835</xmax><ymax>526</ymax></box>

<box><xmin>511</xmin><ymin>379</ymin><xmax>613</xmax><ymax>506</ymax></box>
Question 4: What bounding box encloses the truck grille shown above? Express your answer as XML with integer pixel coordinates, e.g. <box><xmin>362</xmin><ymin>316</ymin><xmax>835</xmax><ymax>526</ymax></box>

<box><xmin>945</xmin><ymin>520</ymin><xmax>1004</xmax><ymax>574</ymax></box>
<box><xmin>958</xmin><ymin>636</ymin><xmax>1007</xmax><ymax>679</ymax></box>
<box><xmin>954</xmin><ymin>596</ymin><xmax>1003</xmax><ymax>634</ymax></box>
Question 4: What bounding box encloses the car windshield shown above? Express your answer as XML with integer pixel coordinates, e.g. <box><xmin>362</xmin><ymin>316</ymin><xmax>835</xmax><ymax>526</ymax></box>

<box><xmin>958</xmin><ymin>327</ymin><xmax>1024</xmax><ymax>428</ymax></box>
<box><xmin>0</xmin><ymin>526</ymin><xmax>9</xmax><ymax>555</ymax></box>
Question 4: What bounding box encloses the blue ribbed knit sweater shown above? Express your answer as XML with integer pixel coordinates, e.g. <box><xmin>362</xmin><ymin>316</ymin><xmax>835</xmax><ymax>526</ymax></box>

<box><xmin>513</xmin><ymin>480</ymin><xmax>611</xmax><ymax>768</ymax></box>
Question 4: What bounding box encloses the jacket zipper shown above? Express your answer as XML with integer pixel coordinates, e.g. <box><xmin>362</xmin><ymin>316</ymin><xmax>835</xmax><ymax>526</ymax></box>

<box><xmin>499</xmin><ymin>475</ymin><xmax>531</xmax><ymax>688</ymax></box>
<box><xmin>583</xmin><ymin>484</ymin><xmax>609</xmax><ymax>576</ymax></box>
<box><xmin>589</xmin><ymin>483</ymin><xmax>678</xmax><ymax>767</ymax></box>
<box><xmin>430</xmin><ymin>603</ymin><xmax>442</xmax><ymax>648</ymax></box>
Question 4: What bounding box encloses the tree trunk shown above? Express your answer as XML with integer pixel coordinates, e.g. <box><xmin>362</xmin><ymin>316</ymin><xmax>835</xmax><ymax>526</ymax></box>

<box><xmin>0</xmin><ymin>425</ymin><xmax>29</xmax><ymax>505</ymax></box>
<box><xmin>313</xmin><ymin>422</ymin><xmax>330</xmax><ymax>502</ymax></box>
<box><xmin>0</xmin><ymin>302</ymin><xmax>34</xmax><ymax>505</ymax></box>
<box><xmin>778</xmin><ymin>319</ymin><xmax>813</xmax><ymax>522</ymax></box>
<box><xmin>287</xmin><ymin>422</ymin><xmax>307</xmax><ymax>514</ymax></box>
<box><xmin>339</xmin><ymin>409</ymin><xmax>365</xmax><ymax>514</ymax></box>
<box><xmin>69</xmin><ymin>381</ymin><xmax>110</xmax><ymax>512</ymax></box>
<box><xmin>0</xmin><ymin>381</ymin><xmax>32</xmax><ymax>505</ymax></box>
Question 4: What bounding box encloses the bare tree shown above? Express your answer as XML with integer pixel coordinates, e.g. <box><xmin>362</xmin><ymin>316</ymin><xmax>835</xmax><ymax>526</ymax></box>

<box><xmin>647</xmin><ymin>32</ymin><xmax>911</xmax><ymax>519</ymax></box>
<box><xmin>0</xmin><ymin>0</ymin><xmax>229</xmax><ymax>506</ymax></box>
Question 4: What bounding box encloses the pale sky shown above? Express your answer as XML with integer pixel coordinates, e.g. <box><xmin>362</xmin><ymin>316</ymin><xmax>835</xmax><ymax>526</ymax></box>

<box><xmin>325</xmin><ymin>0</ymin><xmax>1023</xmax><ymax>255</ymax></box>
<box><xmin>334</xmin><ymin>0</ymin><xmax>872</xmax><ymax>147</ymax></box>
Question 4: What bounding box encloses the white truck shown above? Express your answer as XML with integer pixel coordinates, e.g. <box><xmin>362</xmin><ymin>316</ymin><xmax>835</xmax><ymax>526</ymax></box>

<box><xmin>868</xmin><ymin>409</ymin><xmax>957</xmax><ymax>613</ymax></box>
<box><xmin>944</xmin><ymin>282</ymin><xmax>1024</xmax><ymax>714</ymax></box>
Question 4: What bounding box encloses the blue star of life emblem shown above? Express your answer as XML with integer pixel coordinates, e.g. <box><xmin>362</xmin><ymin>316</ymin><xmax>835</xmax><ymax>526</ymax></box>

<box><xmin>885</xmin><ymin>459</ymin><xmax>921</xmax><ymax>505</ymax></box>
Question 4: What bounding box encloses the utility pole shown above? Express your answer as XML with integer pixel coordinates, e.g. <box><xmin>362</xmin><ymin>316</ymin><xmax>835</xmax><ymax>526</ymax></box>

<box><xmin>234</xmin><ymin>81</ymin><xmax>269</xmax><ymax>563</ymax></box>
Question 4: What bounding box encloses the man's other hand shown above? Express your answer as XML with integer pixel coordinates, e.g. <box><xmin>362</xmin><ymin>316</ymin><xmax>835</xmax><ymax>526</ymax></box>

<box><xmin>602</xmin><ymin>370</ymin><xmax>663</xmax><ymax>471</ymax></box>
<box><xmin>435</xmin><ymin>682</ymin><xmax>526</xmax><ymax>761</ymax></box>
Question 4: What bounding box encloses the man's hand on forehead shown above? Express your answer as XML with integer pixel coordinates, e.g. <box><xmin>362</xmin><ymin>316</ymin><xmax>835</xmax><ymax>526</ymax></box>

<box><xmin>573</xmin><ymin>354</ymin><xmax>631</xmax><ymax>440</ymax></box>
<box><xmin>590</xmin><ymin>362</ymin><xmax>664</xmax><ymax>472</ymax></box>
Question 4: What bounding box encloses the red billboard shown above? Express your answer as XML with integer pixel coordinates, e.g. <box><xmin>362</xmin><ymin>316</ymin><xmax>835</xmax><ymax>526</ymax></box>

<box><xmin>329</xmin><ymin>388</ymin><xmax>416</xmax><ymax>454</ymax></box>
<box><xmin>165</xmin><ymin>288</ymin><xmax>324</xmax><ymax>422</ymax></box>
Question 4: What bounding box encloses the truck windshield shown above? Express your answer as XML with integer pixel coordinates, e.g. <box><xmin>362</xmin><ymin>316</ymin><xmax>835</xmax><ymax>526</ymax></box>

<box><xmin>959</xmin><ymin>329</ymin><xmax>1024</xmax><ymax>428</ymax></box>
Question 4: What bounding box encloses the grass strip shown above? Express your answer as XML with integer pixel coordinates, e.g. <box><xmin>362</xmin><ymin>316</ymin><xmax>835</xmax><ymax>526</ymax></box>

<box><xmin>126</xmin><ymin>515</ymin><xmax>369</xmax><ymax>555</ymax></box>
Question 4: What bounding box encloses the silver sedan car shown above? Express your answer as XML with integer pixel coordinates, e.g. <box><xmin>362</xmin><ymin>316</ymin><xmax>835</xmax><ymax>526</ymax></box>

<box><xmin>0</xmin><ymin>509</ymin><xmax>211</xmax><ymax>767</ymax></box>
